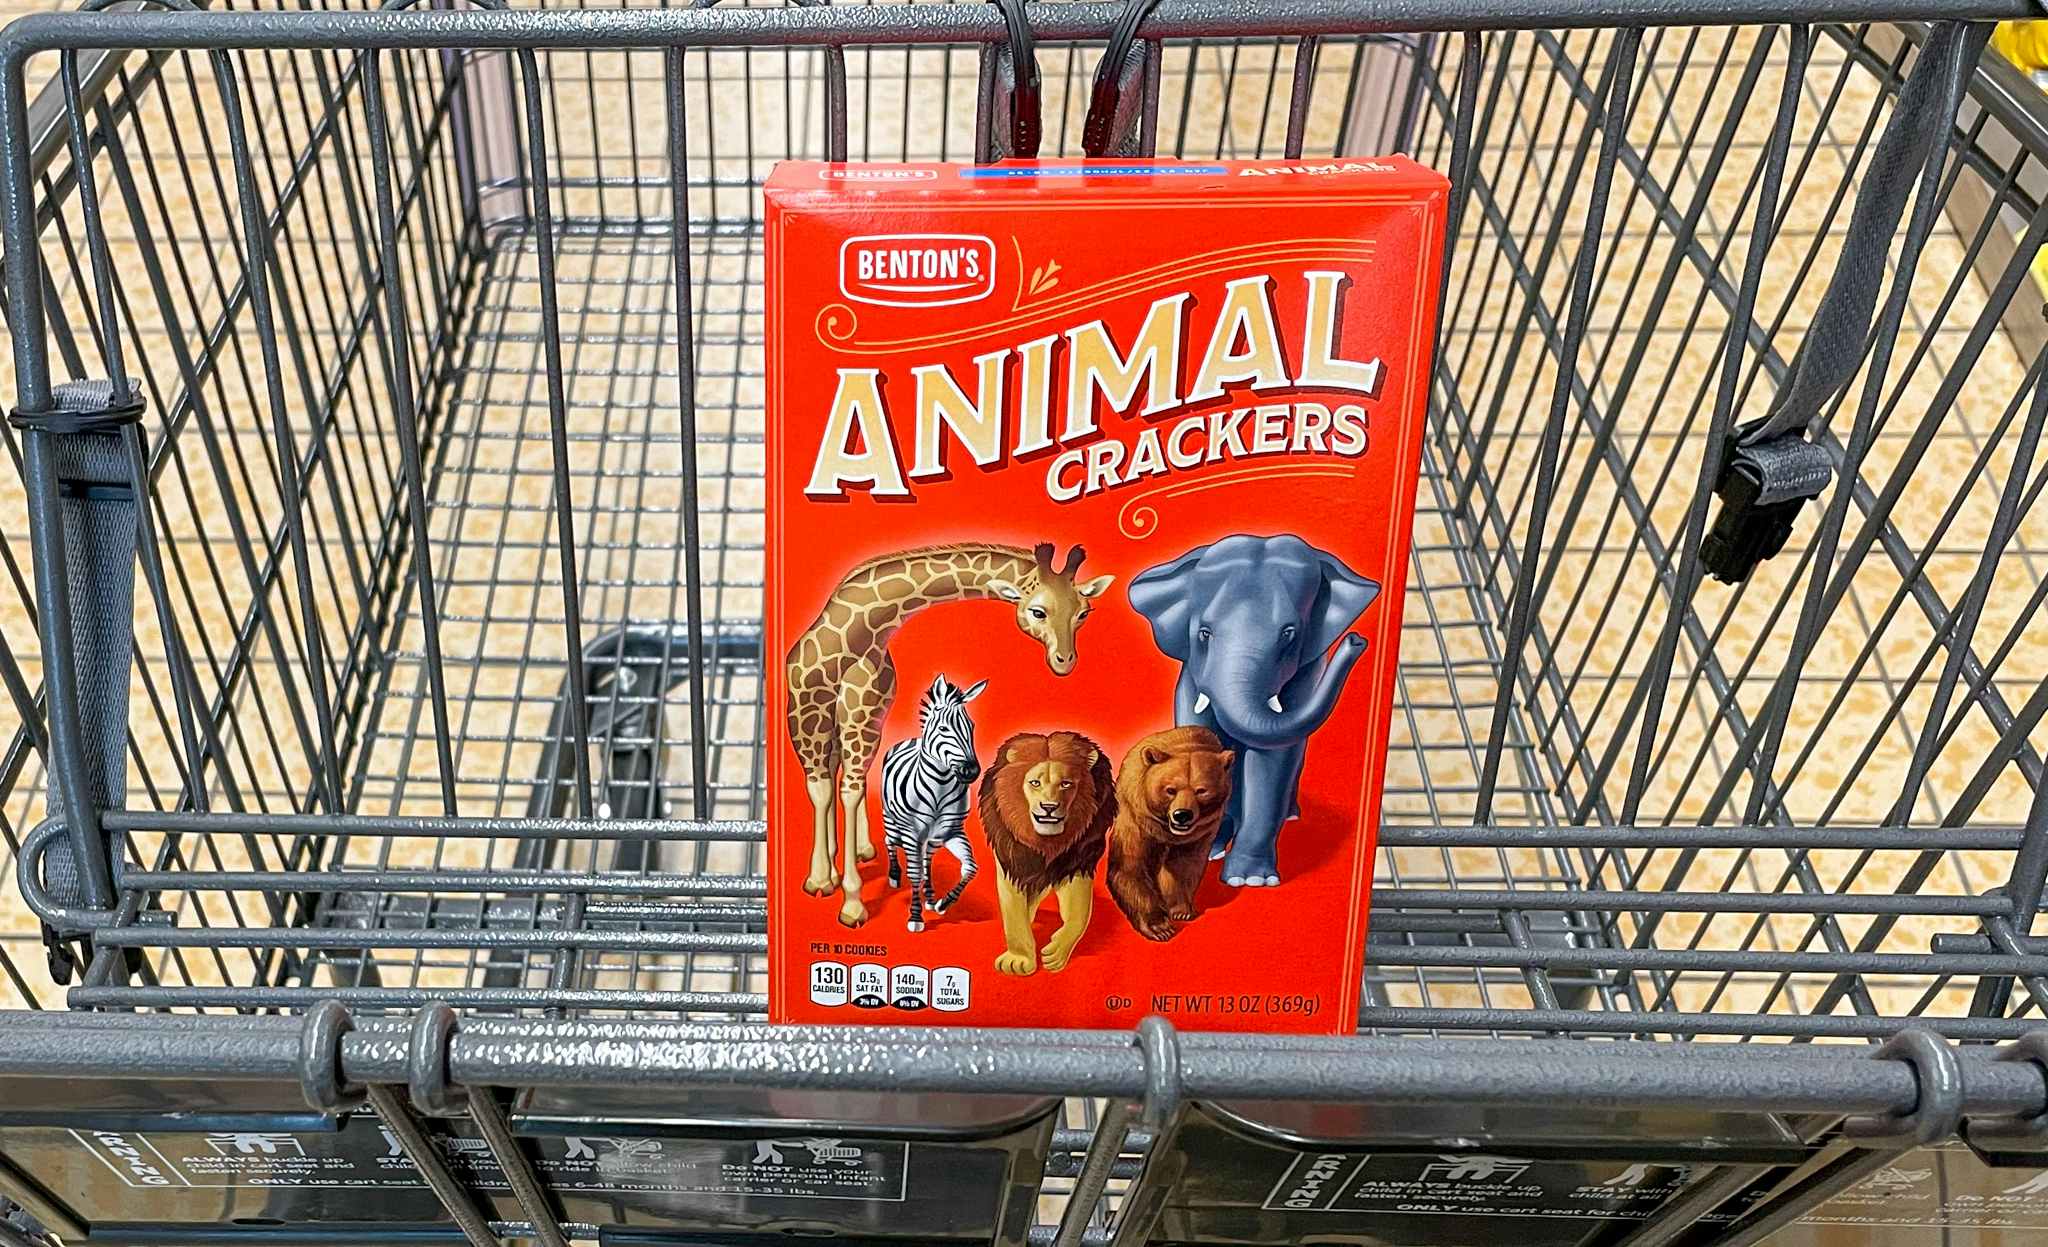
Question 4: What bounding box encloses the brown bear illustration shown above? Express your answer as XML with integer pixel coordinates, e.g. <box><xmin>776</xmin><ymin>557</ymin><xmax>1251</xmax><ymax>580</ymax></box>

<box><xmin>1107</xmin><ymin>726</ymin><xmax>1235</xmax><ymax>941</ymax></box>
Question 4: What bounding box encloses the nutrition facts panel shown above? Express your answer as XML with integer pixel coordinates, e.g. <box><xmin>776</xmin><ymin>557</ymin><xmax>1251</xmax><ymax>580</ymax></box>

<box><xmin>810</xmin><ymin>962</ymin><xmax>970</xmax><ymax>1012</ymax></box>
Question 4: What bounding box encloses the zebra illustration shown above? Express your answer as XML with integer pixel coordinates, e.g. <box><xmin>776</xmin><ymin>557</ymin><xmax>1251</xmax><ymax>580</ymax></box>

<box><xmin>881</xmin><ymin>675</ymin><xmax>987</xmax><ymax>931</ymax></box>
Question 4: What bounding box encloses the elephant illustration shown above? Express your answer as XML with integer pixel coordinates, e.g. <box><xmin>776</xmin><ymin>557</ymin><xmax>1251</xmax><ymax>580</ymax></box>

<box><xmin>1128</xmin><ymin>535</ymin><xmax>1380</xmax><ymax>886</ymax></box>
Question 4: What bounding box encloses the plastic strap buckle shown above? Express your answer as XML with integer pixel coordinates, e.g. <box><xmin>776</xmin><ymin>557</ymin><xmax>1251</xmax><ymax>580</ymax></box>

<box><xmin>1700</xmin><ymin>420</ymin><xmax>1834</xmax><ymax>585</ymax></box>
<box><xmin>39</xmin><ymin>923</ymin><xmax>76</xmax><ymax>985</ymax></box>
<box><xmin>1082</xmin><ymin>0</ymin><xmax>1163</xmax><ymax>158</ymax></box>
<box><xmin>30</xmin><ymin>819</ymin><xmax>90</xmax><ymax>985</ymax></box>
<box><xmin>986</xmin><ymin>0</ymin><xmax>1041</xmax><ymax>159</ymax></box>
<box><xmin>9</xmin><ymin>378</ymin><xmax>144</xmax><ymax>438</ymax></box>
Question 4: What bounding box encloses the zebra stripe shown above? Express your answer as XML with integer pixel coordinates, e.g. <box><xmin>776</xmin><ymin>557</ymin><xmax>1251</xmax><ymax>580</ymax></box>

<box><xmin>881</xmin><ymin>675</ymin><xmax>984</xmax><ymax>932</ymax></box>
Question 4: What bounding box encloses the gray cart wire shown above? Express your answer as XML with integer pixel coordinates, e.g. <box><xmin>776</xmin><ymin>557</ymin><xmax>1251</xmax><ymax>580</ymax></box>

<box><xmin>1</xmin><ymin>2</ymin><xmax>2048</xmax><ymax>1244</ymax></box>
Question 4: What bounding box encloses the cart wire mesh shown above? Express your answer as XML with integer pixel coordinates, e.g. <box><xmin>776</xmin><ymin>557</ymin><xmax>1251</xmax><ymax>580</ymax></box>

<box><xmin>0</xmin><ymin>1</ymin><xmax>2044</xmax><ymax>1051</ymax></box>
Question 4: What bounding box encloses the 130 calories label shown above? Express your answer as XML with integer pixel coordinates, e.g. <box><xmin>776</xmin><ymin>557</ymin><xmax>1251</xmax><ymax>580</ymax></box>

<box><xmin>71</xmin><ymin>1127</ymin><xmax>908</xmax><ymax>1200</ymax></box>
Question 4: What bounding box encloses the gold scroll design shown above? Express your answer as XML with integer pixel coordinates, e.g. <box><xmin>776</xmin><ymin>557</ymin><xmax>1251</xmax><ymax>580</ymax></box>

<box><xmin>1119</xmin><ymin>463</ymin><xmax>1357</xmax><ymax>540</ymax></box>
<box><xmin>813</xmin><ymin>238</ymin><xmax>1377</xmax><ymax>354</ymax></box>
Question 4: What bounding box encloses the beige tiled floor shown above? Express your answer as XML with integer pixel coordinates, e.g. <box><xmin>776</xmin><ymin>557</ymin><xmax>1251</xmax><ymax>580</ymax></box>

<box><xmin>0</xmin><ymin>17</ymin><xmax>2039</xmax><ymax>1036</ymax></box>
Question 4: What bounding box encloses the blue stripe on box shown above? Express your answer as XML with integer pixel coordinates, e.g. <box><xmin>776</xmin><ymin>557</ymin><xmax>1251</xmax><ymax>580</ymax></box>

<box><xmin>958</xmin><ymin>165</ymin><xmax>1230</xmax><ymax>178</ymax></box>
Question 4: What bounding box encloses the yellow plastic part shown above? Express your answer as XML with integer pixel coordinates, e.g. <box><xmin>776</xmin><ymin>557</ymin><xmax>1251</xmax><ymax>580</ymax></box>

<box><xmin>1994</xmin><ymin>21</ymin><xmax>2048</xmax><ymax>72</ymax></box>
<box><xmin>1992</xmin><ymin>24</ymin><xmax>2048</xmax><ymax>300</ymax></box>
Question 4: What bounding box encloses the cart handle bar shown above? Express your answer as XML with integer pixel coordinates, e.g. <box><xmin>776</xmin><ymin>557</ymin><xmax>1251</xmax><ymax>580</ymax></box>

<box><xmin>0</xmin><ymin>0</ymin><xmax>2038</xmax><ymax>68</ymax></box>
<box><xmin>3</xmin><ymin>1010</ymin><xmax>2048</xmax><ymax>1130</ymax></box>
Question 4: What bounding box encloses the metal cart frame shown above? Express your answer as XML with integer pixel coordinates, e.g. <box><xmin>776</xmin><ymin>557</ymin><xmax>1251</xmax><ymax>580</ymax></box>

<box><xmin>2</xmin><ymin>2</ymin><xmax>2048</xmax><ymax>1244</ymax></box>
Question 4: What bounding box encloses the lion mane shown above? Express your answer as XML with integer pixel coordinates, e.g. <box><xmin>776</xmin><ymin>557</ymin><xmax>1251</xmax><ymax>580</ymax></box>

<box><xmin>976</xmin><ymin>730</ymin><xmax>1116</xmax><ymax>896</ymax></box>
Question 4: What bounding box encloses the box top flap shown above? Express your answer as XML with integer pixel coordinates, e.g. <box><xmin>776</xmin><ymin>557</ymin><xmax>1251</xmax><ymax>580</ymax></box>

<box><xmin>765</xmin><ymin>156</ymin><xmax>1448</xmax><ymax>203</ymax></box>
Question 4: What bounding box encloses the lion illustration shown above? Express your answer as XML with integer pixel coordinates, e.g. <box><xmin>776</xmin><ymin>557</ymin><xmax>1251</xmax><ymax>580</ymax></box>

<box><xmin>1107</xmin><ymin>726</ymin><xmax>1234</xmax><ymax>941</ymax></box>
<box><xmin>975</xmin><ymin>730</ymin><xmax>1117</xmax><ymax>975</ymax></box>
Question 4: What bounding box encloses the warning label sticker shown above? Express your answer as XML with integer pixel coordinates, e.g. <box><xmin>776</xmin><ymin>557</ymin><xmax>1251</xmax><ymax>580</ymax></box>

<box><xmin>74</xmin><ymin>1130</ymin><xmax>394</xmax><ymax>1190</ymax></box>
<box><xmin>535</xmin><ymin>1134</ymin><xmax>907</xmax><ymax>1201</ymax></box>
<box><xmin>1794</xmin><ymin>1143</ymin><xmax>2048</xmax><ymax>1232</ymax></box>
<box><xmin>1262</xmin><ymin>1151</ymin><xmax>1693</xmax><ymax>1220</ymax></box>
<box><xmin>1255</xmin><ymin>1144</ymin><xmax>2048</xmax><ymax>1234</ymax></box>
<box><xmin>71</xmin><ymin>1127</ymin><xmax>908</xmax><ymax>1202</ymax></box>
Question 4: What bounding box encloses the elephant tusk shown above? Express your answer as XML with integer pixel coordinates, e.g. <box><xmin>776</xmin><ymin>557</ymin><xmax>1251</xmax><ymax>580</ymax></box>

<box><xmin>1267</xmin><ymin>694</ymin><xmax>1284</xmax><ymax>713</ymax></box>
<box><xmin>1193</xmin><ymin>692</ymin><xmax>1211</xmax><ymax>715</ymax></box>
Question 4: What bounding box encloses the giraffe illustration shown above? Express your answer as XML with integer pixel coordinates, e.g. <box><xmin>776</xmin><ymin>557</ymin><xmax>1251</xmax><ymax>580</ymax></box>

<box><xmin>787</xmin><ymin>541</ymin><xmax>1114</xmax><ymax>927</ymax></box>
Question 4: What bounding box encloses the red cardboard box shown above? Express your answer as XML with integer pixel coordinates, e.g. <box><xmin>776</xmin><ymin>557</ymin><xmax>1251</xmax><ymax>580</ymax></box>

<box><xmin>765</xmin><ymin>159</ymin><xmax>1447</xmax><ymax>1032</ymax></box>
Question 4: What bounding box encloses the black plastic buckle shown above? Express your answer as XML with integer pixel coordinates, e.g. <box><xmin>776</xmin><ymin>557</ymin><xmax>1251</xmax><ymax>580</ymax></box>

<box><xmin>986</xmin><ymin>0</ymin><xmax>1040</xmax><ymax>159</ymax></box>
<box><xmin>9</xmin><ymin>377</ymin><xmax>144</xmax><ymax>437</ymax></box>
<box><xmin>40</xmin><ymin>922</ymin><xmax>76</xmax><ymax>984</ymax></box>
<box><xmin>1082</xmin><ymin>0</ymin><xmax>1162</xmax><ymax>158</ymax></box>
<box><xmin>1700</xmin><ymin>420</ymin><xmax>1834</xmax><ymax>584</ymax></box>
<box><xmin>33</xmin><ymin>826</ymin><xmax>88</xmax><ymax>985</ymax></box>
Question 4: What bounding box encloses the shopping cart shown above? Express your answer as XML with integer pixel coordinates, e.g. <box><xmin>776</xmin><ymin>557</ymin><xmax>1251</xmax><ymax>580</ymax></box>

<box><xmin>1</xmin><ymin>0</ymin><xmax>2047</xmax><ymax>1243</ymax></box>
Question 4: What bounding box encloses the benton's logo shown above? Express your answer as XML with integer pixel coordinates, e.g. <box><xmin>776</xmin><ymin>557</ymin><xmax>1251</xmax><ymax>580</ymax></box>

<box><xmin>818</xmin><ymin>167</ymin><xmax>937</xmax><ymax>182</ymax></box>
<box><xmin>839</xmin><ymin>234</ymin><xmax>996</xmax><ymax>308</ymax></box>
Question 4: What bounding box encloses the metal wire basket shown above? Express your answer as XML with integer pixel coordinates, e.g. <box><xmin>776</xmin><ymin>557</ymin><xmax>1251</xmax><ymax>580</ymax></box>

<box><xmin>2</xmin><ymin>2</ymin><xmax>2048</xmax><ymax>1244</ymax></box>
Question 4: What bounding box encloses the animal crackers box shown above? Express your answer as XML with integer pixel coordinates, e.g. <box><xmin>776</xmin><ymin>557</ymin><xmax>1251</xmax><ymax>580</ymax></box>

<box><xmin>764</xmin><ymin>159</ymin><xmax>1446</xmax><ymax>1033</ymax></box>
